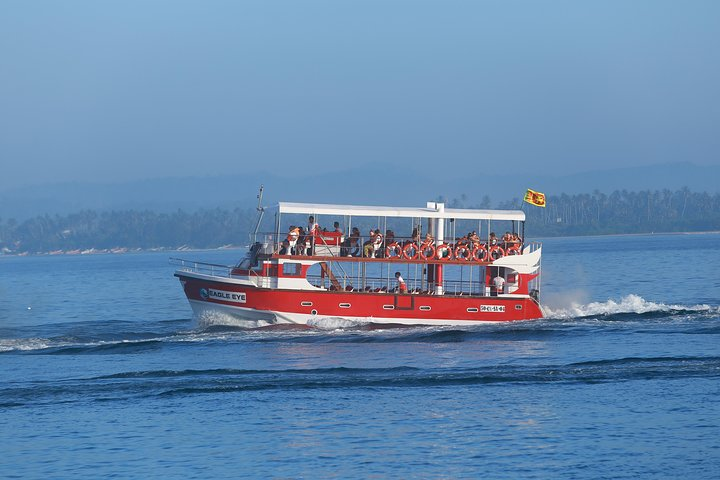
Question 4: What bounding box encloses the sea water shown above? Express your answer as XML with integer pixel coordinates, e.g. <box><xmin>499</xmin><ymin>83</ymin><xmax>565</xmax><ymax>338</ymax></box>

<box><xmin>1</xmin><ymin>234</ymin><xmax>719</xmax><ymax>478</ymax></box>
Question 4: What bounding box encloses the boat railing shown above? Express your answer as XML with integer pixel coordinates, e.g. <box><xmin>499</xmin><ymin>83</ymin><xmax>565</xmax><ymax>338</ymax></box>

<box><xmin>306</xmin><ymin>274</ymin><xmax>489</xmax><ymax>297</ymax></box>
<box><xmin>264</xmin><ymin>230</ymin><xmax>536</xmax><ymax>262</ymax></box>
<box><xmin>170</xmin><ymin>257</ymin><xmax>234</xmax><ymax>277</ymax></box>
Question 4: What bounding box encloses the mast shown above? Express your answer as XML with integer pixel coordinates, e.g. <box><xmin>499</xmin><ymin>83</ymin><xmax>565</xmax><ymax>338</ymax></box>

<box><xmin>250</xmin><ymin>185</ymin><xmax>265</xmax><ymax>244</ymax></box>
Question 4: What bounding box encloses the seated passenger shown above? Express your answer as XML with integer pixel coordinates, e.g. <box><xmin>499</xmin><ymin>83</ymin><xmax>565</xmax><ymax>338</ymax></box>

<box><xmin>349</xmin><ymin>227</ymin><xmax>360</xmax><ymax>256</ymax></box>
<box><xmin>279</xmin><ymin>239</ymin><xmax>290</xmax><ymax>255</ymax></box>
<box><xmin>422</xmin><ymin>232</ymin><xmax>434</xmax><ymax>246</ymax></box>
<box><xmin>410</xmin><ymin>227</ymin><xmax>420</xmax><ymax>246</ymax></box>
<box><xmin>296</xmin><ymin>227</ymin><xmax>306</xmax><ymax>255</ymax></box>
<box><xmin>502</xmin><ymin>231</ymin><xmax>512</xmax><ymax>249</ymax></box>
<box><xmin>489</xmin><ymin>232</ymin><xmax>498</xmax><ymax>246</ymax></box>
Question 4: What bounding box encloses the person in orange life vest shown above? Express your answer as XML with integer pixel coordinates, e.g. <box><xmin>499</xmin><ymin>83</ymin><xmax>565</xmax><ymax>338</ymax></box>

<box><xmin>395</xmin><ymin>272</ymin><xmax>408</xmax><ymax>294</ymax></box>
<box><xmin>502</xmin><ymin>231</ymin><xmax>512</xmax><ymax>249</ymax></box>
<box><xmin>287</xmin><ymin>226</ymin><xmax>300</xmax><ymax>255</ymax></box>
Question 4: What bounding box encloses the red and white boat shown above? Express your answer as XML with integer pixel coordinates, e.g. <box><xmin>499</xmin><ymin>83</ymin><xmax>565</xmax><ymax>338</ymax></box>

<box><xmin>173</xmin><ymin>198</ymin><xmax>543</xmax><ymax>326</ymax></box>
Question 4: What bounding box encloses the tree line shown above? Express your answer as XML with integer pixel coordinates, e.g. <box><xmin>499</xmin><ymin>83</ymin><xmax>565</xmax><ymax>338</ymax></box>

<box><xmin>1</xmin><ymin>188</ymin><xmax>719</xmax><ymax>254</ymax></box>
<box><xmin>499</xmin><ymin>188</ymin><xmax>720</xmax><ymax>236</ymax></box>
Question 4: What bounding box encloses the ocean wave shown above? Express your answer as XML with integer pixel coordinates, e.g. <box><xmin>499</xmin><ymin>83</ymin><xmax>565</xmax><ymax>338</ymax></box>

<box><xmin>3</xmin><ymin>357</ymin><xmax>719</xmax><ymax>407</ymax></box>
<box><xmin>542</xmin><ymin>294</ymin><xmax>717</xmax><ymax>319</ymax></box>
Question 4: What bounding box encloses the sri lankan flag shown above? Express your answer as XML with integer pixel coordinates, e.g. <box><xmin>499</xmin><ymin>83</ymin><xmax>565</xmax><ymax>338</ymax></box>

<box><xmin>524</xmin><ymin>188</ymin><xmax>546</xmax><ymax>207</ymax></box>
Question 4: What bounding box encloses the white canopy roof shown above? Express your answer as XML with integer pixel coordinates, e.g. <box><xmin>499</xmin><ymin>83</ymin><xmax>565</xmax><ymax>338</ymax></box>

<box><xmin>277</xmin><ymin>201</ymin><xmax>525</xmax><ymax>222</ymax></box>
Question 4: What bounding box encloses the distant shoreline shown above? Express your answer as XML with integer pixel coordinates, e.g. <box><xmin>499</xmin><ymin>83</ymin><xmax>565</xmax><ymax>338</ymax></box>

<box><xmin>2</xmin><ymin>230</ymin><xmax>719</xmax><ymax>258</ymax></box>
<box><xmin>534</xmin><ymin>230</ymin><xmax>720</xmax><ymax>241</ymax></box>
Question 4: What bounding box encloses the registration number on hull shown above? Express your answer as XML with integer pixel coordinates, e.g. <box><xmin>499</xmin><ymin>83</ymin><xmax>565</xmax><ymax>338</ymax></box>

<box><xmin>480</xmin><ymin>305</ymin><xmax>505</xmax><ymax>313</ymax></box>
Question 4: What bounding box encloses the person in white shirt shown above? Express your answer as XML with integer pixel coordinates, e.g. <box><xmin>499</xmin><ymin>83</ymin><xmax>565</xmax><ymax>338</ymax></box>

<box><xmin>492</xmin><ymin>274</ymin><xmax>505</xmax><ymax>296</ymax></box>
<box><xmin>306</xmin><ymin>216</ymin><xmax>319</xmax><ymax>255</ymax></box>
<box><xmin>395</xmin><ymin>272</ymin><xmax>408</xmax><ymax>293</ymax></box>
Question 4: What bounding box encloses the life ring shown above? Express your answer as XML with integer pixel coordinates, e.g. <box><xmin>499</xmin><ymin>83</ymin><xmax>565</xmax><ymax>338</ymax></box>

<box><xmin>471</xmin><ymin>246</ymin><xmax>488</xmax><ymax>262</ymax></box>
<box><xmin>505</xmin><ymin>245</ymin><xmax>521</xmax><ymax>256</ymax></box>
<box><xmin>385</xmin><ymin>242</ymin><xmax>403</xmax><ymax>259</ymax></box>
<box><xmin>419</xmin><ymin>243</ymin><xmax>436</xmax><ymax>260</ymax></box>
<box><xmin>454</xmin><ymin>245</ymin><xmax>471</xmax><ymax>261</ymax></box>
<box><xmin>489</xmin><ymin>246</ymin><xmax>505</xmax><ymax>261</ymax></box>
<box><xmin>435</xmin><ymin>243</ymin><xmax>452</xmax><ymax>260</ymax></box>
<box><xmin>402</xmin><ymin>242</ymin><xmax>419</xmax><ymax>260</ymax></box>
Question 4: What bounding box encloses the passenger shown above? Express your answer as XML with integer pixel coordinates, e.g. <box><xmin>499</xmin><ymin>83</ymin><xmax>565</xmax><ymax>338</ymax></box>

<box><xmin>363</xmin><ymin>229</ymin><xmax>383</xmax><ymax>258</ymax></box>
<box><xmin>422</xmin><ymin>232</ymin><xmax>434</xmax><ymax>246</ymax></box>
<box><xmin>333</xmin><ymin>221</ymin><xmax>343</xmax><ymax>235</ymax></box>
<box><xmin>489</xmin><ymin>232</ymin><xmax>498</xmax><ymax>247</ymax></box>
<box><xmin>512</xmin><ymin>232</ymin><xmax>522</xmax><ymax>246</ymax></box>
<box><xmin>349</xmin><ymin>227</ymin><xmax>360</xmax><ymax>257</ymax></box>
<box><xmin>372</xmin><ymin>229</ymin><xmax>384</xmax><ymax>257</ymax></box>
<box><xmin>307</xmin><ymin>216</ymin><xmax>319</xmax><ymax>255</ymax></box>
<box><xmin>296</xmin><ymin>227</ymin><xmax>307</xmax><ymax>255</ymax></box>
<box><xmin>287</xmin><ymin>225</ymin><xmax>300</xmax><ymax>255</ymax></box>
<box><xmin>492</xmin><ymin>274</ymin><xmax>505</xmax><ymax>296</ymax></box>
<box><xmin>502</xmin><ymin>231</ymin><xmax>512</xmax><ymax>249</ymax></box>
<box><xmin>395</xmin><ymin>272</ymin><xmax>408</xmax><ymax>294</ymax></box>
<box><xmin>469</xmin><ymin>231</ymin><xmax>481</xmax><ymax>247</ymax></box>
<box><xmin>279</xmin><ymin>239</ymin><xmax>291</xmax><ymax>255</ymax></box>
<box><xmin>410</xmin><ymin>227</ymin><xmax>420</xmax><ymax>246</ymax></box>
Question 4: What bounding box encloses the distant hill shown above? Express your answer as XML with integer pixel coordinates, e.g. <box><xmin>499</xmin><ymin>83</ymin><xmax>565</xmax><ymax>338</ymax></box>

<box><xmin>1</xmin><ymin>162</ymin><xmax>718</xmax><ymax>220</ymax></box>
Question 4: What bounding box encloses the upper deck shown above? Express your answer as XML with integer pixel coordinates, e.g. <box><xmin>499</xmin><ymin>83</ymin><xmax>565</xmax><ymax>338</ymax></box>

<box><xmin>277</xmin><ymin>201</ymin><xmax>525</xmax><ymax>222</ymax></box>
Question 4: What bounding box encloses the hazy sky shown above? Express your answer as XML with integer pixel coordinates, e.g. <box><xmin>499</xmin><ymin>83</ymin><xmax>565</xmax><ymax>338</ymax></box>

<box><xmin>1</xmin><ymin>1</ymin><xmax>719</xmax><ymax>191</ymax></box>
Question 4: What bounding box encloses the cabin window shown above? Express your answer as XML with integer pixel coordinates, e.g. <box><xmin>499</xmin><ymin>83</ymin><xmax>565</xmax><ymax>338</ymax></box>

<box><xmin>283</xmin><ymin>263</ymin><xmax>302</xmax><ymax>276</ymax></box>
<box><xmin>383</xmin><ymin>305</ymin><xmax>395</xmax><ymax>310</ymax></box>
<box><xmin>419</xmin><ymin>306</ymin><xmax>431</xmax><ymax>311</ymax></box>
<box><xmin>339</xmin><ymin>303</ymin><xmax>351</xmax><ymax>308</ymax></box>
<box><xmin>467</xmin><ymin>307</ymin><xmax>479</xmax><ymax>313</ymax></box>
<box><xmin>301</xmin><ymin>301</ymin><xmax>313</xmax><ymax>307</ymax></box>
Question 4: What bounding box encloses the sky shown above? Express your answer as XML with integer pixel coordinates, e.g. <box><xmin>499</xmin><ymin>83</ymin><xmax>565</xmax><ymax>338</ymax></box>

<box><xmin>1</xmin><ymin>0</ymin><xmax>719</xmax><ymax>191</ymax></box>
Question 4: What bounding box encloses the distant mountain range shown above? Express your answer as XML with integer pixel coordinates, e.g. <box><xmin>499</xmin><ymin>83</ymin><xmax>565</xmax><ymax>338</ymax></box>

<box><xmin>1</xmin><ymin>162</ymin><xmax>718</xmax><ymax>220</ymax></box>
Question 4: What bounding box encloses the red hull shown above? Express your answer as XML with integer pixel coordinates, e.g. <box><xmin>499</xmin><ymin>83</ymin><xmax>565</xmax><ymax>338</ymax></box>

<box><xmin>177</xmin><ymin>272</ymin><xmax>543</xmax><ymax>324</ymax></box>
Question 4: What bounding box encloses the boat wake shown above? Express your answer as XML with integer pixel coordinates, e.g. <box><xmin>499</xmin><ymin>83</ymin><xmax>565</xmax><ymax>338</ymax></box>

<box><xmin>542</xmin><ymin>294</ymin><xmax>717</xmax><ymax>319</ymax></box>
<box><xmin>1</xmin><ymin>295</ymin><xmax>718</xmax><ymax>354</ymax></box>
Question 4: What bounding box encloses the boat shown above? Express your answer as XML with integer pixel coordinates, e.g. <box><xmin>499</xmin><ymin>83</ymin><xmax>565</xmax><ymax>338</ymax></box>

<box><xmin>173</xmin><ymin>194</ymin><xmax>543</xmax><ymax>326</ymax></box>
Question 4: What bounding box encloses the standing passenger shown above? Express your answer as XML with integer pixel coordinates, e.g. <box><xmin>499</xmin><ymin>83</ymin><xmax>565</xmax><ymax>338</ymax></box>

<box><xmin>307</xmin><ymin>216</ymin><xmax>319</xmax><ymax>256</ymax></box>
<box><xmin>395</xmin><ymin>272</ymin><xmax>408</xmax><ymax>294</ymax></box>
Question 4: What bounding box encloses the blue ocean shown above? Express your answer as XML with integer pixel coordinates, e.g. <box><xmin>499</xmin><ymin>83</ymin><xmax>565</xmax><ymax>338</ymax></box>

<box><xmin>2</xmin><ymin>233</ymin><xmax>719</xmax><ymax>478</ymax></box>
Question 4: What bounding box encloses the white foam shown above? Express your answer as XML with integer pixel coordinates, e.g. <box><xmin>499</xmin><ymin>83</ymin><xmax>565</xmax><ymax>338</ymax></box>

<box><xmin>195</xmin><ymin>310</ymin><xmax>273</xmax><ymax>329</ymax></box>
<box><xmin>542</xmin><ymin>293</ymin><xmax>714</xmax><ymax>319</ymax></box>
<box><xmin>307</xmin><ymin>316</ymin><xmax>370</xmax><ymax>330</ymax></box>
<box><xmin>0</xmin><ymin>337</ymin><xmax>53</xmax><ymax>352</ymax></box>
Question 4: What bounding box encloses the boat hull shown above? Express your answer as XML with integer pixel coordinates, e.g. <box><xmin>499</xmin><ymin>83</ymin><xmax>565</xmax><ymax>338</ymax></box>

<box><xmin>177</xmin><ymin>272</ymin><xmax>543</xmax><ymax>326</ymax></box>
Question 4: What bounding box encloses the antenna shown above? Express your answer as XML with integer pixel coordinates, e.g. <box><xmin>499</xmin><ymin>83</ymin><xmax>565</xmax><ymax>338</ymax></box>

<box><xmin>251</xmin><ymin>184</ymin><xmax>265</xmax><ymax>244</ymax></box>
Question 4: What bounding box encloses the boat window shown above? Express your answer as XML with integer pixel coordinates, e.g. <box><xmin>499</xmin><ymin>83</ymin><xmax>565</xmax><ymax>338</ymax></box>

<box><xmin>283</xmin><ymin>263</ymin><xmax>302</xmax><ymax>276</ymax></box>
